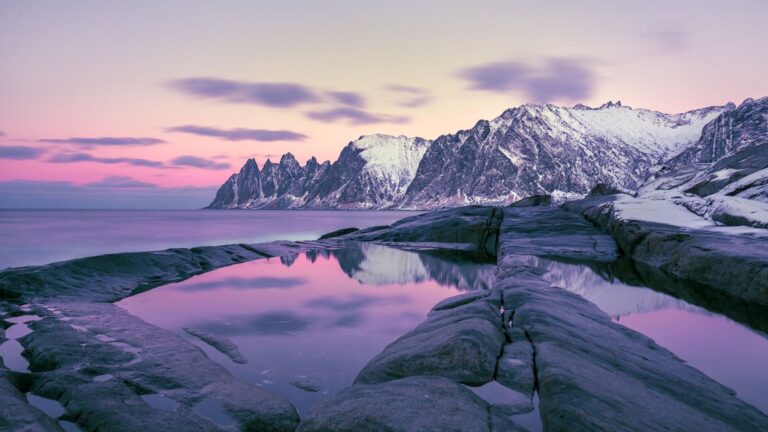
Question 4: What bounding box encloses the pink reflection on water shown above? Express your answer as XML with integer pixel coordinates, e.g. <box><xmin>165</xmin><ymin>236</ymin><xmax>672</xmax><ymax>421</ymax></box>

<box><xmin>118</xmin><ymin>244</ymin><xmax>490</xmax><ymax>414</ymax></box>
<box><xmin>620</xmin><ymin>307</ymin><xmax>768</xmax><ymax>414</ymax></box>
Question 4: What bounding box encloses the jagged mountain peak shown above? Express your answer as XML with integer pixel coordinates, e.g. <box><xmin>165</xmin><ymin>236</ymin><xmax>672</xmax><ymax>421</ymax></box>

<box><xmin>208</xmin><ymin>98</ymin><xmax>756</xmax><ymax>210</ymax></box>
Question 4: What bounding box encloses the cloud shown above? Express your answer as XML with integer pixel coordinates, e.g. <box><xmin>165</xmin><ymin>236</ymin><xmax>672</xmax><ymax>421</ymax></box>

<box><xmin>48</xmin><ymin>152</ymin><xmax>164</xmax><ymax>168</ymax></box>
<box><xmin>0</xmin><ymin>130</ymin><xmax>5</xmax><ymax>136</ymax></box>
<box><xmin>0</xmin><ymin>179</ymin><xmax>218</xmax><ymax>209</ymax></box>
<box><xmin>199</xmin><ymin>311</ymin><xmax>310</xmax><ymax>336</ymax></box>
<box><xmin>305</xmin><ymin>294</ymin><xmax>409</xmax><ymax>311</ymax></box>
<box><xmin>306</xmin><ymin>107</ymin><xmax>410</xmax><ymax>125</ymax></box>
<box><xmin>458</xmin><ymin>58</ymin><xmax>597</xmax><ymax>103</ymax></box>
<box><xmin>85</xmin><ymin>175</ymin><xmax>156</xmax><ymax>189</ymax></box>
<box><xmin>167</xmin><ymin>125</ymin><xmax>307</xmax><ymax>142</ymax></box>
<box><xmin>171</xmin><ymin>155</ymin><xmax>231</xmax><ymax>170</ymax></box>
<box><xmin>177</xmin><ymin>276</ymin><xmax>307</xmax><ymax>292</ymax></box>
<box><xmin>168</xmin><ymin>77</ymin><xmax>320</xmax><ymax>108</ymax></box>
<box><xmin>645</xmin><ymin>28</ymin><xmax>690</xmax><ymax>54</ymax></box>
<box><xmin>40</xmin><ymin>137</ymin><xmax>164</xmax><ymax>147</ymax></box>
<box><xmin>326</xmin><ymin>91</ymin><xmax>366</xmax><ymax>108</ymax></box>
<box><xmin>385</xmin><ymin>85</ymin><xmax>433</xmax><ymax>107</ymax></box>
<box><xmin>0</xmin><ymin>146</ymin><xmax>46</xmax><ymax>160</ymax></box>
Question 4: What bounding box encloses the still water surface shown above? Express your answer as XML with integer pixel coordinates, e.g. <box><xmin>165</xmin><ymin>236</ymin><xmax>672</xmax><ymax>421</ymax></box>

<box><xmin>528</xmin><ymin>256</ymin><xmax>768</xmax><ymax>415</ymax></box>
<box><xmin>118</xmin><ymin>243</ymin><xmax>496</xmax><ymax>415</ymax></box>
<box><xmin>0</xmin><ymin>209</ymin><xmax>417</xmax><ymax>269</ymax></box>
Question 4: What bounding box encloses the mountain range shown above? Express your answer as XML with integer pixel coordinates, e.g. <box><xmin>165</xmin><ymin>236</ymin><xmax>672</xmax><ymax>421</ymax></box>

<box><xmin>208</xmin><ymin>97</ymin><xmax>768</xmax><ymax>209</ymax></box>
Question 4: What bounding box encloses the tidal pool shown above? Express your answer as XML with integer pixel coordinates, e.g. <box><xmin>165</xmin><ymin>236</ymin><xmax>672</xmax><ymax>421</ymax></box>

<box><xmin>525</xmin><ymin>256</ymin><xmax>768</xmax><ymax>415</ymax></box>
<box><xmin>118</xmin><ymin>243</ymin><xmax>495</xmax><ymax>414</ymax></box>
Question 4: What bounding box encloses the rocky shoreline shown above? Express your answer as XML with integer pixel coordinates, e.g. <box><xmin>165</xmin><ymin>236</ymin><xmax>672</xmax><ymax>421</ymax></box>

<box><xmin>1</xmin><ymin>197</ymin><xmax>767</xmax><ymax>431</ymax></box>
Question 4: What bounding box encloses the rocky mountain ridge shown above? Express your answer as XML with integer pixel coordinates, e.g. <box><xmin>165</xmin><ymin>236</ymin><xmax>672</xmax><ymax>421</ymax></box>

<box><xmin>208</xmin><ymin>99</ymin><xmax>752</xmax><ymax>210</ymax></box>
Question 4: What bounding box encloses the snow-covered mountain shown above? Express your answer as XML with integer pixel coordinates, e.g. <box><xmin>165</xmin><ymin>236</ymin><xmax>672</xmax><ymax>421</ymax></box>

<box><xmin>208</xmin><ymin>135</ymin><xmax>430</xmax><ymax>209</ymax></box>
<box><xmin>643</xmin><ymin>96</ymin><xmax>768</xmax><ymax>202</ymax></box>
<box><xmin>208</xmin><ymin>101</ymin><xmax>733</xmax><ymax>210</ymax></box>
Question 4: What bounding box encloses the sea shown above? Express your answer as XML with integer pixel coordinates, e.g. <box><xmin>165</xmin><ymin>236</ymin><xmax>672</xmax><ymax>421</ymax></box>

<box><xmin>0</xmin><ymin>209</ymin><xmax>419</xmax><ymax>270</ymax></box>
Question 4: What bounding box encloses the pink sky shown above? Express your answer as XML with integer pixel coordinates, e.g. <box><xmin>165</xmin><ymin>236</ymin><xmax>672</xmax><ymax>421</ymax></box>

<box><xmin>1</xmin><ymin>0</ymin><xmax>767</xmax><ymax>207</ymax></box>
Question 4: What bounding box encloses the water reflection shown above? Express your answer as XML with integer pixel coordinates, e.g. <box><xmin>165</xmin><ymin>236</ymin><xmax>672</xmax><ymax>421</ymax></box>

<box><xmin>118</xmin><ymin>242</ymin><xmax>494</xmax><ymax>414</ymax></box>
<box><xmin>525</xmin><ymin>255</ymin><xmax>768</xmax><ymax>415</ymax></box>
<box><xmin>523</xmin><ymin>256</ymin><xmax>703</xmax><ymax>318</ymax></box>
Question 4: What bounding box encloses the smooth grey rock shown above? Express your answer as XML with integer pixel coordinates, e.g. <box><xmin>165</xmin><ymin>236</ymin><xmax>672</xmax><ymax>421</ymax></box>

<box><xmin>0</xmin><ymin>242</ymin><xmax>309</xmax><ymax>302</ymax></box>
<box><xmin>496</xmin><ymin>258</ymin><xmax>768</xmax><ymax>431</ymax></box>
<box><xmin>355</xmin><ymin>299</ymin><xmax>504</xmax><ymax>385</ymax></box>
<box><xmin>0</xmin><ymin>368</ymin><xmax>64</xmax><ymax>432</ymax></box>
<box><xmin>22</xmin><ymin>302</ymin><xmax>299</xmax><ymax>432</ymax></box>
<box><xmin>500</xmin><ymin>206</ymin><xmax>619</xmax><ymax>261</ymax></box>
<box><xmin>431</xmin><ymin>290</ymin><xmax>494</xmax><ymax>312</ymax></box>
<box><xmin>289</xmin><ymin>377</ymin><xmax>322</xmax><ymax>393</ymax></box>
<box><xmin>565</xmin><ymin>196</ymin><xmax>768</xmax><ymax>305</ymax></box>
<box><xmin>495</xmin><ymin>341</ymin><xmax>534</xmax><ymax>398</ymax></box>
<box><xmin>508</xmin><ymin>194</ymin><xmax>552</xmax><ymax>207</ymax></box>
<box><xmin>349</xmin><ymin>206</ymin><xmax>501</xmax><ymax>258</ymax></box>
<box><xmin>297</xmin><ymin>376</ymin><xmax>495</xmax><ymax>432</ymax></box>
<box><xmin>183</xmin><ymin>327</ymin><xmax>246</xmax><ymax>364</ymax></box>
<box><xmin>317</xmin><ymin>227</ymin><xmax>359</xmax><ymax>240</ymax></box>
<box><xmin>489</xmin><ymin>406</ymin><xmax>529</xmax><ymax>432</ymax></box>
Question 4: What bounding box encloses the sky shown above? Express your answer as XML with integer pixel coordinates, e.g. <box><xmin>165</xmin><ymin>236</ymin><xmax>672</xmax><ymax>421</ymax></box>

<box><xmin>1</xmin><ymin>0</ymin><xmax>767</xmax><ymax>208</ymax></box>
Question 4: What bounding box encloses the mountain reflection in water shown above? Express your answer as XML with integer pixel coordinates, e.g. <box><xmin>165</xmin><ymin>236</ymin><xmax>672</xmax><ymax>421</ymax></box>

<box><xmin>523</xmin><ymin>255</ymin><xmax>768</xmax><ymax>415</ymax></box>
<box><xmin>117</xmin><ymin>242</ymin><xmax>495</xmax><ymax>414</ymax></box>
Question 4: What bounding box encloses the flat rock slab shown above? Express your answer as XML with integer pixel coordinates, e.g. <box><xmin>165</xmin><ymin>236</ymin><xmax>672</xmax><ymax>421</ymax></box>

<box><xmin>495</xmin><ymin>340</ymin><xmax>534</xmax><ymax>398</ymax></box>
<box><xmin>496</xmin><ymin>215</ymin><xmax>768</xmax><ymax>431</ymax></box>
<box><xmin>183</xmin><ymin>327</ymin><xmax>247</xmax><ymax>364</ymax></box>
<box><xmin>297</xmin><ymin>376</ymin><xmax>500</xmax><ymax>432</ymax></box>
<box><xmin>500</xmin><ymin>206</ymin><xmax>618</xmax><ymax>261</ymax></box>
<box><xmin>21</xmin><ymin>302</ymin><xmax>299</xmax><ymax>432</ymax></box>
<box><xmin>565</xmin><ymin>196</ymin><xmax>768</xmax><ymax>305</ymax></box>
<box><xmin>0</xmin><ymin>368</ymin><xmax>64</xmax><ymax>432</ymax></box>
<box><xmin>0</xmin><ymin>241</ymin><xmax>309</xmax><ymax>302</ymax></box>
<box><xmin>348</xmin><ymin>206</ymin><xmax>501</xmax><ymax>257</ymax></box>
<box><xmin>354</xmin><ymin>294</ymin><xmax>504</xmax><ymax>386</ymax></box>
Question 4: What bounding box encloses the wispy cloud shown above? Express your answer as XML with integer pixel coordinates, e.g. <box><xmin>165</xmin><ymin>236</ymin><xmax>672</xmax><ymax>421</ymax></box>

<box><xmin>0</xmin><ymin>146</ymin><xmax>46</xmax><ymax>160</ymax></box>
<box><xmin>39</xmin><ymin>137</ymin><xmax>165</xmax><ymax>147</ymax></box>
<box><xmin>168</xmin><ymin>77</ymin><xmax>320</xmax><ymax>108</ymax></box>
<box><xmin>48</xmin><ymin>152</ymin><xmax>164</xmax><ymax>168</ymax></box>
<box><xmin>171</xmin><ymin>155</ymin><xmax>231</xmax><ymax>170</ymax></box>
<box><xmin>458</xmin><ymin>58</ymin><xmax>598</xmax><ymax>103</ymax></box>
<box><xmin>167</xmin><ymin>125</ymin><xmax>307</xmax><ymax>142</ymax></box>
<box><xmin>644</xmin><ymin>28</ymin><xmax>690</xmax><ymax>54</ymax></box>
<box><xmin>85</xmin><ymin>175</ymin><xmax>156</xmax><ymax>189</ymax></box>
<box><xmin>0</xmin><ymin>130</ymin><xmax>5</xmax><ymax>136</ymax></box>
<box><xmin>306</xmin><ymin>107</ymin><xmax>409</xmax><ymax>125</ymax></box>
<box><xmin>385</xmin><ymin>85</ymin><xmax>433</xmax><ymax>108</ymax></box>
<box><xmin>326</xmin><ymin>91</ymin><xmax>366</xmax><ymax>108</ymax></box>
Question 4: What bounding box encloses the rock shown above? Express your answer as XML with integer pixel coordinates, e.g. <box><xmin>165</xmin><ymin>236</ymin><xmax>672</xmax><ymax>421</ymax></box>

<box><xmin>0</xmin><ymin>368</ymin><xmax>64</xmax><ymax>431</ymax></box>
<box><xmin>508</xmin><ymin>194</ymin><xmax>552</xmax><ymax>207</ymax></box>
<box><xmin>0</xmin><ymin>241</ymin><xmax>309</xmax><ymax>302</ymax></box>
<box><xmin>22</xmin><ymin>302</ymin><xmax>300</xmax><ymax>432</ymax></box>
<box><xmin>183</xmin><ymin>328</ymin><xmax>247</xmax><ymax>364</ymax></box>
<box><xmin>431</xmin><ymin>290</ymin><xmax>497</xmax><ymax>311</ymax></box>
<box><xmin>500</xmin><ymin>206</ymin><xmax>619</xmax><ymax>261</ymax></box>
<box><xmin>565</xmin><ymin>196</ymin><xmax>768</xmax><ymax>305</ymax></box>
<box><xmin>587</xmin><ymin>183</ymin><xmax>634</xmax><ymax>197</ymax></box>
<box><xmin>489</xmin><ymin>406</ymin><xmax>529</xmax><ymax>432</ymax></box>
<box><xmin>354</xmin><ymin>297</ymin><xmax>504</xmax><ymax>385</ymax></box>
<box><xmin>318</xmin><ymin>227</ymin><xmax>359</xmax><ymax>240</ymax></box>
<box><xmin>349</xmin><ymin>206</ymin><xmax>502</xmax><ymax>259</ymax></box>
<box><xmin>495</xmin><ymin>341</ymin><xmax>535</xmax><ymax>398</ymax></box>
<box><xmin>297</xmin><ymin>376</ymin><xmax>496</xmax><ymax>432</ymax></box>
<box><xmin>289</xmin><ymin>377</ymin><xmax>322</xmax><ymax>393</ymax></box>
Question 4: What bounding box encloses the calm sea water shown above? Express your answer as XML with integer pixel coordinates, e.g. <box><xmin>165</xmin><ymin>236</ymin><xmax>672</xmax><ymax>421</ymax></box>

<box><xmin>0</xmin><ymin>209</ymin><xmax>419</xmax><ymax>270</ymax></box>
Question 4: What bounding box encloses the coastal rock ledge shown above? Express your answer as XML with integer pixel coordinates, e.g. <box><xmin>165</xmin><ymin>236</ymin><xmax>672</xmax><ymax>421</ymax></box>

<box><xmin>1</xmin><ymin>201</ymin><xmax>767</xmax><ymax>431</ymax></box>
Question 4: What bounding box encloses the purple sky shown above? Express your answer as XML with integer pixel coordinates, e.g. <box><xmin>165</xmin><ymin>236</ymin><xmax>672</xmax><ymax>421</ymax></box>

<box><xmin>1</xmin><ymin>0</ymin><xmax>767</xmax><ymax>208</ymax></box>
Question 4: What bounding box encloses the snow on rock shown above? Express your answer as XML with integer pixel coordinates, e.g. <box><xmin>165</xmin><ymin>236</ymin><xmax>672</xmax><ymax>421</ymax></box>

<box><xmin>208</xmin><ymin>100</ymin><xmax>736</xmax><ymax>210</ymax></box>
